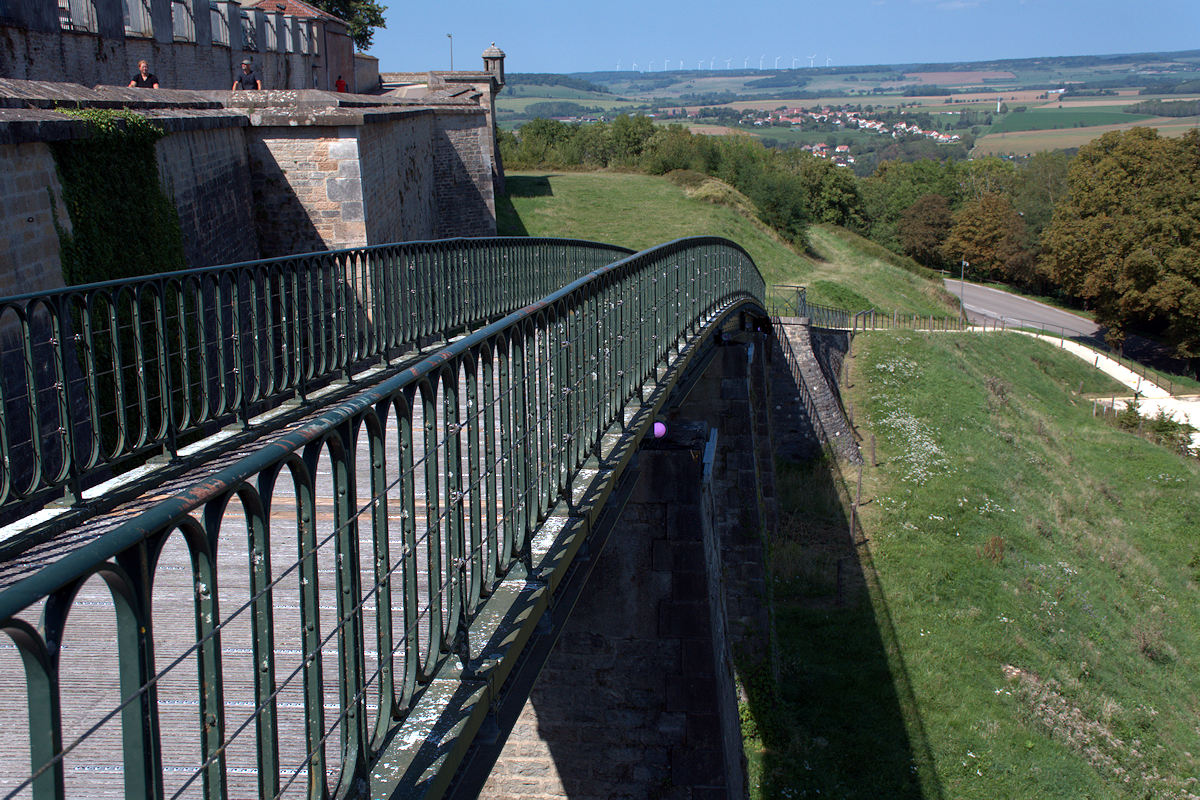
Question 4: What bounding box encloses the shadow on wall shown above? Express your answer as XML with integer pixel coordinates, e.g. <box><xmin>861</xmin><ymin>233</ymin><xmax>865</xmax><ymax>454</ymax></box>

<box><xmin>434</xmin><ymin>125</ymin><xmax>497</xmax><ymax>239</ymax></box>
<box><xmin>246</xmin><ymin>137</ymin><xmax>332</xmax><ymax>258</ymax></box>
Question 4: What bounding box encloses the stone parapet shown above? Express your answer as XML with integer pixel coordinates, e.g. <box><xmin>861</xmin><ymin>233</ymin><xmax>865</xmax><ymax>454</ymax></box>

<box><xmin>0</xmin><ymin>79</ymin><xmax>500</xmax><ymax>290</ymax></box>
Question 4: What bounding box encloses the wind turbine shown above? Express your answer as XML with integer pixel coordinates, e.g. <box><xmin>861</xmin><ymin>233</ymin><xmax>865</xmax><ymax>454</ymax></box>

<box><xmin>632</xmin><ymin>60</ymin><xmax>639</xmax><ymax>71</ymax></box>
<box><xmin>616</xmin><ymin>59</ymin><xmax>622</xmax><ymax>70</ymax></box>
<box><xmin>825</xmin><ymin>57</ymin><xmax>832</xmax><ymax>67</ymax></box>
<box><xmin>725</xmin><ymin>58</ymin><xmax>732</xmax><ymax>69</ymax></box>
<box><xmin>698</xmin><ymin>58</ymin><xmax>703</xmax><ymax>70</ymax></box>
<box><xmin>709</xmin><ymin>57</ymin><xmax>715</xmax><ymax>70</ymax></box>
<box><xmin>744</xmin><ymin>56</ymin><xmax>749</xmax><ymax>68</ymax></box>
<box><xmin>759</xmin><ymin>54</ymin><xmax>765</xmax><ymax>69</ymax></box>
<box><xmin>774</xmin><ymin>56</ymin><xmax>781</xmax><ymax>69</ymax></box>
<box><xmin>792</xmin><ymin>56</ymin><xmax>799</xmax><ymax>68</ymax></box>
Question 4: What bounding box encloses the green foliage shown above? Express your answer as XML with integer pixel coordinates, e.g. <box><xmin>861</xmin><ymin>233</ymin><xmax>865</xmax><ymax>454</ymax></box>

<box><xmin>898</xmin><ymin>193</ymin><xmax>953</xmax><ymax>268</ymax></box>
<box><xmin>305</xmin><ymin>0</ymin><xmax>385</xmax><ymax>49</ymax></box>
<box><xmin>522</xmin><ymin>101</ymin><xmax>602</xmax><ymax>118</ymax></box>
<box><xmin>941</xmin><ymin>193</ymin><xmax>1035</xmax><ymax>285</ymax></box>
<box><xmin>506</xmin><ymin>73</ymin><xmax>612</xmax><ymax>94</ymax></box>
<box><xmin>860</xmin><ymin>158</ymin><xmax>963</xmax><ymax>251</ymax></box>
<box><xmin>1040</xmin><ymin>128</ymin><xmax>1200</xmax><ymax>368</ymax></box>
<box><xmin>51</xmin><ymin>108</ymin><xmax>186</xmax><ymax>286</ymax></box>
<box><xmin>1123</xmin><ymin>98</ymin><xmax>1200</xmax><ymax>117</ymax></box>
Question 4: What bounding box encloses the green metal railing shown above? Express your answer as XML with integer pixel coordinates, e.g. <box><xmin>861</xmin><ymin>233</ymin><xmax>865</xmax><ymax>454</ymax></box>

<box><xmin>0</xmin><ymin>238</ymin><xmax>632</xmax><ymax>519</ymax></box>
<box><xmin>0</xmin><ymin>236</ymin><xmax>764</xmax><ymax>800</ymax></box>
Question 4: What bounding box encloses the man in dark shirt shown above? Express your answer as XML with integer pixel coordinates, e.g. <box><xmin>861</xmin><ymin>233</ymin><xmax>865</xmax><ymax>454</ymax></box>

<box><xmin>129</xmin><ymin>60</ymin><xmax>159</xmax><ymax>88</ymax></box>
<box><xmin>233</xmin><ymin>59</ymin><xmax>262</xmax><ymax>91</ymax></box>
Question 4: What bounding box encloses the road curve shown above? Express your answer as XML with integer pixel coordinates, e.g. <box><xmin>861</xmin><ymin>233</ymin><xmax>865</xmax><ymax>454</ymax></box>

<box><xmin>944</xmin><ymin>279</ymin><xmax>1099</xmax><ymax>339</ymax></box>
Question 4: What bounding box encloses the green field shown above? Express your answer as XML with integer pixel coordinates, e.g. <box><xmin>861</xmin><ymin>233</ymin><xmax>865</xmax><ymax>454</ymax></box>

<box><xmin>749</xmin><ymin>330</ymin><xmax>1200</xmax><ymax>799</ymax></box>
<box><xmin>987</xmin><ymin>107</ymin><xmax>1155</xmax><ymax>133</ymax></box>
<box><xmin>497</xmin><ymin>171</ymin><xmax>959</xmax><ymax>315</ymax></box>
<box><xmin>496</xmin><ymin>94</ymin><xmax>644</xmax><ymax>114</ymax></box>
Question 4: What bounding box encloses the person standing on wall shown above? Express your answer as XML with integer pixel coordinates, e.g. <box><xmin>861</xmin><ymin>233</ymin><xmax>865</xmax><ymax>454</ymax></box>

<box><xmin>233</xmin><ymin>59</ymin><xmax>262</xmax><ymax>90</ymax></box>
<box><xmin>335</xmin><ymin>75</ymin><xmax>348</xmax><ymax>93</ymax></box>
<box><xmin>129</xmin><ymin>60</ymin><xmax>159</xmax><ymax>88</ymax></box>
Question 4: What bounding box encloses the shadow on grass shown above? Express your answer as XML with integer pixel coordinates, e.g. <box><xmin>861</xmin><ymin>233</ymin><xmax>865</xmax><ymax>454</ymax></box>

<box><xmin>495</xmin><ymin>175</ymin><xmax>559</xmax><ymax>236</ymax></box>
<box><xmin>505</xmin><ymin>174</ymin><xmax>555</xmax><ymax>197</ymax></box>
<box><xmin>746</xmin><ymin>450</ymin><xmax>942</xmax><ymax>796</ymax></box>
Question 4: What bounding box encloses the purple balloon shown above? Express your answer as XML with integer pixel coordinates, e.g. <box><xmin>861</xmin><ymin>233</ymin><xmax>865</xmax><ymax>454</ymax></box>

<box><xmin>653</xmin><ymin>421</ymin><xmax>667</xmax><ymax>438</ymax></box>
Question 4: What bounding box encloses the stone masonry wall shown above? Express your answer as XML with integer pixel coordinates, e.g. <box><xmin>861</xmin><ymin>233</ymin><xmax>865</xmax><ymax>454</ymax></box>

<box><xmin>479</xmin><ymin>445</ymin><xmax>729</xmax><ymax>800</ymax></box>
<box><xmin>478</xmin><ymin>341</ymin><xmax>783</xmax><ymax>799</ymax></box>
<box><xmin>155</xmin><ymin>123</ymin><xmax>259</xmax><ymax>267</ymax></box>
<box><xmin>0</xmin><ymin>19</ymin><xmax>349</xmax><ymax>92</ymax></box>
<box><xmin>0</xmin><ymin>141</ymin><xmax>69</xmax><ymax>297</ymax></box>
<box><xmin>433</xmin><ymin>111</ymin><xmax>496</xmax><ymax>239</ymax></box>
<box><xmin>247</xmin><ymin>126</ymin><xmax>366</xmax><ymax>257</ymax></box>
<box><xmin>357</xmin><ymin>112</ymin><xmax>436</xmax><ymax>244</ymax></box>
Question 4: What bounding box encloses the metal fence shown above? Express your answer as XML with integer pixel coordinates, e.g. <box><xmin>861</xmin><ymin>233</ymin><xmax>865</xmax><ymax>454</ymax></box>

<box><xmin>770</xmin><ymin>284</ymin><xmax>965</xmax><ymax>333</ymax></box>
<box><xmin>0</xmin><ymin>238</ymin><xmax>631</xmax><ymax>521</ymax></box>
<box><xmin>0</xmin><ymin>236</ymin><xmax>763</xmax><ymax>800</ymax></box>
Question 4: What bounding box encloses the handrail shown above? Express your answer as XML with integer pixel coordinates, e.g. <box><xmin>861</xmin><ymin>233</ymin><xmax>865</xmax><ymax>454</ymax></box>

<box><xmin>0</xmin><ymin>237</ymin><xmax>633</xmax><ymax>519</ymax></box>
<box><xmin>0</xmin><ymin>236</ymin><xmax>764</xmax><ymax>800</ymax></box>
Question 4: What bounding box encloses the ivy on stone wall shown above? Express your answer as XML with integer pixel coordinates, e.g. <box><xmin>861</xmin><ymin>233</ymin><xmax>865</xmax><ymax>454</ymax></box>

<box><xmin>51</xmin><ymin>108</ymin><xmax>186</xmax><ymax>286</ymax></box>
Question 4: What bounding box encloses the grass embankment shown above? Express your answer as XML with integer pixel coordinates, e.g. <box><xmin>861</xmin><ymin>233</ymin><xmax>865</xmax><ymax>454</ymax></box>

<box><xmin>753</xmin><ymin>330</ymin><xmax>1200</xmax><ymax>799</ymax></box>
<box><xmin>499</xmin><ymin>171</ymin><xmax>958</xmax><ymax>315</ymax></box>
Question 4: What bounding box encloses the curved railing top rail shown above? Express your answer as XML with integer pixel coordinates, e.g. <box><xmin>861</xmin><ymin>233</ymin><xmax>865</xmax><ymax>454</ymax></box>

<box><xmin>0</xmin><ymin>236</ymin><xmax>762</xmax><ymax>800</ymax></box>
<box><xmin>0</xmin><ymin>237</ymin><xmax>635</xmax><ymax>305</ymax></box>
<box><xmin>0</xmin><ymin>235</ymin><xmax>764</xmax><ymax>620</ymax></box>
<box><xmin>0</xmin><ymin>236</ymin><xmax>634</xmax><ymax>523</ymax></box>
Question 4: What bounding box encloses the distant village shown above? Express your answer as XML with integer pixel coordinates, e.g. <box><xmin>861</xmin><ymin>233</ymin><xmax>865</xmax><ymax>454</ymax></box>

<box><xmin>737</xmin><ymin>107</ymin><xmax>963</xmax><ymax>166</ymax></box>
<box><xmin>537</xmin><ymin>104</ymin><xmax>964</xmax><ymax>168</ymax></box>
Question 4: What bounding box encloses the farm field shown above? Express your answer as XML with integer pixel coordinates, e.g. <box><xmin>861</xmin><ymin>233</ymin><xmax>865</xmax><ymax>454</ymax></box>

<box><xmin>495</xmin><ymin>94</ymin><xmax>642</xmax><ymax>113</ymax></box>
<box><xmin>973</xmin><ymin>116</ymin><xmax>1200</xmax><ymax>155</ymax></box>
<box><xmin>986</xmin><ymin>107</ymin><xmax>1155</xmax><ymax>132</ymax></box>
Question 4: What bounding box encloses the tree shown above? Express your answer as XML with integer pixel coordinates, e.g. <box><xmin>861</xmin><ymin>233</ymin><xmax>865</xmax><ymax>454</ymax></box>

<box><xmin>308</xmin><ymin>0</ymin><xmax>386</xmax><ymax>50</ymax></box>
<box><xmin>898</xmin><ymin>194</ymin><xmax>953</xmax><ymax>268</ymax></box>
<box><xmin>941</xmin><ymin>193</ymin><xmax>1032</xmax><ymax>283</ymax></box>
<box><xmin>959</xmin><ymin>156</ymin><xmax>1017</xmax><ymax>201</ymax></box>
<box><xmin>1040</xmin><ymin>128</ymin><xmax>1200</xmax><ymax>367</ymax></box>
<box><xmin>788</xmin><ymin>153</ymin><xmax>866</xmax><ymax>230</ymax></box>
<box><xmin>1012</xmin><ymin>150</ymin><xmax>1070</xmax><ymax>241</ymax></box>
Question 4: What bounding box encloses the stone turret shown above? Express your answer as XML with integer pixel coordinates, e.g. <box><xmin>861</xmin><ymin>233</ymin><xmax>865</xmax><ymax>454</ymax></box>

<box><xmin>481</xmin><ymin>42</ymin><xmax>506</xmax><ymax>86</ymax></box>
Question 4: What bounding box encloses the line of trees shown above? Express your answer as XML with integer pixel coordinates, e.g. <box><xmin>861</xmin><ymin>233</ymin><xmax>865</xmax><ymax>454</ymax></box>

<box><xmin>503</xmin><ymin>117</ymin><xmax>1200</xmax><ymax>370</ymax></box>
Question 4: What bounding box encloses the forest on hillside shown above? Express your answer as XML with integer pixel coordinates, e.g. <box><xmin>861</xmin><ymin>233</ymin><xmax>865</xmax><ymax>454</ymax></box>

<box><xmin>502</xmin><ymin>118</ymin><xmax>1200</xmax><ymax>371</ymax></box>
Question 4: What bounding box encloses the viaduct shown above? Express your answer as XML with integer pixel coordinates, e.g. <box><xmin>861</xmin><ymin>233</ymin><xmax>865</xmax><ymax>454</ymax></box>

<box><xmin>0</xmin><ymin>8</ymin><xmax>864</xmax><ymax>797</ymax></box>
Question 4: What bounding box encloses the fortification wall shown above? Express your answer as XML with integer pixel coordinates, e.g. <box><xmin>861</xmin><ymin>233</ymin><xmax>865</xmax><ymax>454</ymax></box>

<box><xmin>0</xmin><ymin>3</ymin><xmax>353</xmax><ymax>92</ymax></box>
<box><xmin>155</xmin><ymin>119</ymin><xmax>258</xmax><ymax>266</ymax></box>
<box><xmin>358</xmin><ymin>112</ymin><xmax>437</xmax><ymax>244</ymax></box>
<box><xmin>433</xmin><ymin>110</ymin><xmax>496</xmax><ymax>239</ymax></box>
<box><xmin>0</xmin><ymin>84</ymin><xmax>499</xmax><ymax>291</ymax></box>
<box><xmin>0</xmin><ymin>141</ymin><xmax>69</xmax><ymax>297</ymax></box>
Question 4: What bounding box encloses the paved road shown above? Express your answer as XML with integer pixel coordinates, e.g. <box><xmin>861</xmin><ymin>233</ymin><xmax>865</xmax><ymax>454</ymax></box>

<box><xmin>944</xmin><ymin>279</ymin><xmax>1099</xmax><ymax>339</ymax></box>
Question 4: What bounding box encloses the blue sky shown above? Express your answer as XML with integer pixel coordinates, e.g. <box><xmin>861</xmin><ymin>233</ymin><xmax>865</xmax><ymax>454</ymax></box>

<box><xmin>365</xmin><ymin>0</ymin><xmax>1200</xmax><ymax>75</ymax></box>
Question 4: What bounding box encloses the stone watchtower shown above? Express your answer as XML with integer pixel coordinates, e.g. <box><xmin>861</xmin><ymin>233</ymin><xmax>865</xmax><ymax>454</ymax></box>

<box><xmin>482</xmin><ymin>42</ymin><xmax>506</xmax><ymax>87</ymax></box>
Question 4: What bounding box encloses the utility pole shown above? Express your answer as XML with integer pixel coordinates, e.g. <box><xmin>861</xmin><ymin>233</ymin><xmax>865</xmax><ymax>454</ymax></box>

<box><xmin>960</xmin><ymin>260</ymin><xmax>968</xmax><ymax>320</ymax></box>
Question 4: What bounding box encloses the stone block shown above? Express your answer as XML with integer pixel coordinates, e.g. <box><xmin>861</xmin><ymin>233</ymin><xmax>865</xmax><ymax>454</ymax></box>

<box><xmin>325</xmin><ymin>176</ymin><xmax>361</xmax><ymax>202</ymax></box>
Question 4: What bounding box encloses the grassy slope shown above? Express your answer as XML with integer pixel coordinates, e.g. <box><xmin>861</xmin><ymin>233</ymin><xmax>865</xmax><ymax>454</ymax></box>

<box><xmin>814</xmin><ymin>331</ymin><xmax>1200</xmax><ymax>800</ymax></box>
<box><xmin>498</xmin><ymin>171</ymin><xmax>959</xmax><ymax>315</ymax></box>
